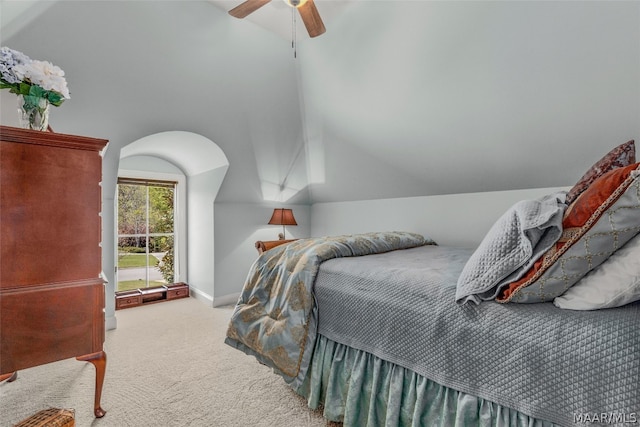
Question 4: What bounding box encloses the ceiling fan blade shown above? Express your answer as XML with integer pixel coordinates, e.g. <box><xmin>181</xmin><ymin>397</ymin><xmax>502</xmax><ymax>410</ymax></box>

<box><xmin>229</xmin><ymin>0</ymin><xmax>272</xmax><ymax>19</ymax></box>
<box><xmin>297</xmin><ymin>0</ymin><xmax>326</xmax><ymax>38</ymax></box>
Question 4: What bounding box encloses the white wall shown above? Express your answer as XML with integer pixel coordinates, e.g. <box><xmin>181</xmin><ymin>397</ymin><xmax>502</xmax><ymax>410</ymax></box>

<box><xmin>311</xmin><ymin>187</ymin><xmax>570</xmax><ymax>249</ymax></box>
<box><xmin>117</xmin><ymin>132</ymin><xmax>228</xmax><ymax>313</ymax></box>
<box><xmin>4</xmin><ymin>1</ymin><xmax>637</xmax><ymax>207</ymax></box>
<box><xmin>0</xmin><ymin>92</ymin><xmax>20</xmax><ymax>127</ymax></box>
<box><xmin>187</xmin><ymin>167</ymin><xmax>229</xmax><ymax>303</ymax></box>
<box><xmin>298</xmin><ymin>1</ymin><xmax>640</xmax><ymax>202</ymax></box>
<box><xmin>213</xmin><ymin>202</ymin><xmax>310</xmax><ymax>306</ymax></box>
<box><xmin>213</xmin><ymin>187</ymin><xmax>567</xmax><ymax>304</ymax></box>
<box><xmin>119</xmin><ymin>155</ymin><xmax>185</xmax><ymax>175</ymax></box>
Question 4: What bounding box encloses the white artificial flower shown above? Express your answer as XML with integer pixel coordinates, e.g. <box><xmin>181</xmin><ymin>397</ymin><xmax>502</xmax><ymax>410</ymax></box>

<box><xmin>27</xmin><ymin>60</ymin><xmax>70</xmax><ymax>98</ymax></box>
<box><xmin>13</xmin><ymin>60</ymin><xmax>70</xmax><ymax>99</ymax></box>
<box><xmin>1</xmin><ymin>47</ymin><xmax>70</xmax><ymax>102</ymax></box>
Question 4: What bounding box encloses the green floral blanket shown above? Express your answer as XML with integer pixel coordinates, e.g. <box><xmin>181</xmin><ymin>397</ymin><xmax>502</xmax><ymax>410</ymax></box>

<box><xmin>225</xmin><ymin>231</ymin><xmax>430</xmax><ymax>388</ymax></box>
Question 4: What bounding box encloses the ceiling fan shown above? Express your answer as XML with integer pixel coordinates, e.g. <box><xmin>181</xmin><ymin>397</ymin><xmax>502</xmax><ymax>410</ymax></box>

<box><xmin>229</xmin><ymin>0</ymin><xmax>326</xmax><ymax>38</ymax></box>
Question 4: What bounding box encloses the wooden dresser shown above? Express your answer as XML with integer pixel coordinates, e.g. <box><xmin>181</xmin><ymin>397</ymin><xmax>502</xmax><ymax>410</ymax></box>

<box><xmin>0</xmin><ymin>126</ymin><xmax>108</xmax><ymax>418</ymax></box>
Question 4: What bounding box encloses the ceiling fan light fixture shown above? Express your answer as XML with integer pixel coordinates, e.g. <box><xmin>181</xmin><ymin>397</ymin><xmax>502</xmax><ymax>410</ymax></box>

<box><xmin>283</xmin><ymin>0</ymin><xmax>308</xmax><ymax>8</ymax></box>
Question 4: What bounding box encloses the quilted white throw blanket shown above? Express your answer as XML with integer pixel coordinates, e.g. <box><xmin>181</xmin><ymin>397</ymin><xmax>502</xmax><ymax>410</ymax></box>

<box><xmin>456</xmin><ymin>191</ymin><xmax>567</xmax><ymax>304</ymax></box>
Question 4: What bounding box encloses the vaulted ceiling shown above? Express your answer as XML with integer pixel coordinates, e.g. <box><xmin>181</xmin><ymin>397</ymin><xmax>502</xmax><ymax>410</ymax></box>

<box><xmin>2</xmin><ymin>0</ymin><xmax>639</xmax><ymax>205</ymax></box>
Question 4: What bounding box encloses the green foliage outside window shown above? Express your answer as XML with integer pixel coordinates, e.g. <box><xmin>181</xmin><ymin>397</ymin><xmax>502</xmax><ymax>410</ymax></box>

<box><xmin>118</xmin><ymin>182</ymin><xmax>175</xmax><ymax>285</ymax></box>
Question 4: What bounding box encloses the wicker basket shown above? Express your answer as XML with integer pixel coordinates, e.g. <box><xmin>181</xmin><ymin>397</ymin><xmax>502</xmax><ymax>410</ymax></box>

<box><xmin>13</xmin><ymin>408</ymin><xmax>75</xmax><ymax>427</ymax></box>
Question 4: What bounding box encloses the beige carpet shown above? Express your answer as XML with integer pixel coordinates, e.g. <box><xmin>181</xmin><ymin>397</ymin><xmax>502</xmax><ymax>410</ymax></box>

<box><xmin>0</xmin><ymin>298</ymin><xmax>337</xmax><ymax>427</ymax></box>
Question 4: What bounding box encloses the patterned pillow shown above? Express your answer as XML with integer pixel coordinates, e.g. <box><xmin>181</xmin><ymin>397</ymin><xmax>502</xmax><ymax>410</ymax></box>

<box><xmin>565</xmin><ymin>140</ymin><xmax>635</xmax><ymax>205</ymax></box>
<box><xmin>497</xmin><ymin>162</ymin><xmax>640</xmax><ymax>303</ymax></box>
<box><xmin>553</xmin><ymin>232</ymin><xmax>640</xmax><ymax>310</ymax></box>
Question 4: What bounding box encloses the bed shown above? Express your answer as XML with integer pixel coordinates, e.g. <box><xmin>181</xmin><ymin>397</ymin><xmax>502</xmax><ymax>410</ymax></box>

<box><xmin>226</xmin><ymin>141</ymin><xmax>640</xmax><ymax>427</ymax></box>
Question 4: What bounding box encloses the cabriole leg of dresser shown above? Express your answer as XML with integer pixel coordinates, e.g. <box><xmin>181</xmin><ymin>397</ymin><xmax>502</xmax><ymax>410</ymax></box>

<box><xmin>0</xmin><ymin>371</ymin><xmax>18</xmax><ymax>382</ymax></box>
<box><xmin>76</xmin><ymin>351</ymin><xmax>107</xmax><ymax>418</ymax></box>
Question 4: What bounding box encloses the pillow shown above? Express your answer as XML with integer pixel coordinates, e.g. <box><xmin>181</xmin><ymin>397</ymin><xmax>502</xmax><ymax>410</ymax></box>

<box><xmin>497</xmin><ymin>162</ymin><xmax>640</xmax><ymax>303</ymax></box>
<box><xmin>565</xmin><ymin>140</ymin><xmax>635</xmax><ymax>205</ymax></box>
<box><xmin>455</xmin><ymin>192</ymin><xmax>566</xmax><ymax>305</ymax></box>
<box><xmin>553</xmin><ymin>232</ymin><xmax>640</xmax><ymax>310</ymax></box>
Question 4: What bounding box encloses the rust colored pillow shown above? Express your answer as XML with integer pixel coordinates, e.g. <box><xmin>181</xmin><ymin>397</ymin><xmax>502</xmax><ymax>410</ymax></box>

<box><xmin>498</xmin><ymin>162</ymin><xmax>640</xmax><ymax>303</ymax></box>
<box><xmin>565</xmin><ymin>140</ymin><xmax>635</xmax><ymax>205</ymax></box>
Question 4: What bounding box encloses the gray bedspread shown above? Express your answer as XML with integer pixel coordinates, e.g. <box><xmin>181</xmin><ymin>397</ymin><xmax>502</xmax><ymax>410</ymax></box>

<box><xmin>314</xmin><ymin>245</ymin><xmax>640</xmax><ymax>427</ymax></box>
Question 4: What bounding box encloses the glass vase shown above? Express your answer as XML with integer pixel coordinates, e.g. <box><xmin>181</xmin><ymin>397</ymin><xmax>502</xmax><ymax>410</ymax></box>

<box><xmin>17</xmin><ymin>94</ymin><xmax>50</xmax><ymax>131</ymax></box>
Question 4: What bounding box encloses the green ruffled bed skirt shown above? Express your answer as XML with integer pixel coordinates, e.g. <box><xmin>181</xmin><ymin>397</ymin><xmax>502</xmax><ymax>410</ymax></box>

<box><xmin>297</xmin><ymin>335</ymin><xmax>559</xmax><ymax>427</ymax></box>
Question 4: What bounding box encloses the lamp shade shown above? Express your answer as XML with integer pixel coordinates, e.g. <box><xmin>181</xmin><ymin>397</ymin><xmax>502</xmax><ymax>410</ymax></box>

<box><xmin>268</xmin><ymin>208</ymin><xmax>297</xmax><ymax>226</ymax></box>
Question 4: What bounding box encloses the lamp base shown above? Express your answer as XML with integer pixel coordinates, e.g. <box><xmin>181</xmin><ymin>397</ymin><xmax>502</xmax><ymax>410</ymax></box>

<box><xmin>278</xmin><ymin>232</ymin><xmax>285</xmax><ymax>240</ymax></box>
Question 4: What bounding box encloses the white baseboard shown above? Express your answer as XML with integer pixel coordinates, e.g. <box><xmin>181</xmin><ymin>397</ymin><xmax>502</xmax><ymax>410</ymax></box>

<box><xmin>212</xmin><ymin>292</ymin><xmax>240</xmax><ymax>308</ymax></box>
<box><xmin>187</xmin><ymin>287</ymin><xmax>238</xmax><ymax>308</ymax></box>
<box><xmin>106</xmin><ymin>315</ymin><xmax>117</xmax><ymax>331</ymax></box>
<box><xmin>189</xmin><ymin>286</ymin><xmax>214</xmax><ymax>305</ymax></box>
